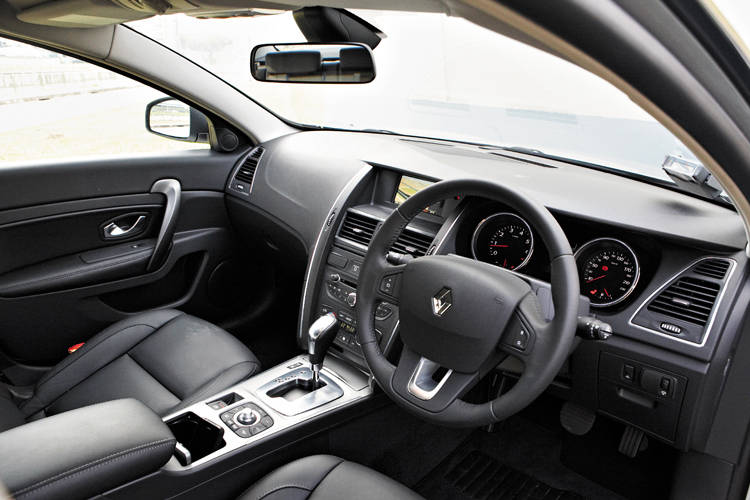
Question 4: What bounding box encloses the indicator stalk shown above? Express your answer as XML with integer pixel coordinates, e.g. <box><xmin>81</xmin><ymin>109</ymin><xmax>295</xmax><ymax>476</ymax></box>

<box><xmin>576</xmin><ymin>317</ymin><xmax>613</xmax><ymax>341</ymax></box>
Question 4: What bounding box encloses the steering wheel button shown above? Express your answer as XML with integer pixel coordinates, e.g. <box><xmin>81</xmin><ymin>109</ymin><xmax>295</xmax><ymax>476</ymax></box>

<box><xmin>380</xmin><ymin>275</ymin><xmax>396</xmax><ymax>295</ymax></box>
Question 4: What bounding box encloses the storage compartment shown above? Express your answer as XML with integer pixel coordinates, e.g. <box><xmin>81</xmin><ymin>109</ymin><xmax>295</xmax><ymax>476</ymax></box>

<box><xmin>100</xmin><ymin>252</ymin><xmax>205</xmax><ymax>312</ymax></box>
<box><xmin>206</xmin><ymin>392</ymin><xmax>244</xmax><ymax>410</ymax></box>
<box><xmin>166</xmin><ymin>412</ymin><xmax>225</xmax><ymax>463</ymax></box>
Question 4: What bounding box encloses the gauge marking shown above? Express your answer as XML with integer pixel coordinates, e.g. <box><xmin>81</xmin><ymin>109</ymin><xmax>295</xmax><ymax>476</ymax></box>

<box><xmin>471</xmin><ymin>213</ymin><xmax>534</xmax><ymax>271</ymax></box>
<box><xmin>575</xmin><ymin>238</ymin><xmax>640</xmax><ymax>307</ymax></box>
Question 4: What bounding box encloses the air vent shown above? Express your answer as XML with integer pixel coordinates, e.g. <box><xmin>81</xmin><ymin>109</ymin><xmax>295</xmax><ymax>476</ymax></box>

<box><xmin>693</xmin><ymin>259</ymin><xmax>731</xmax><ymax>280</ymax></box>
<box><xmin>234</xmin><ymin>148</ymin><xmax>264</xmax><ymax>187</ymax></box>
<box><xmin>338</xmin><ymin>211</ymin><xmax>378</xmax><ymax>247</ymax></box>
<box><xmin>391</xmin><ymin>229</ymin><xmax>434</xmax><ymax>257</ymax></box>
<box><xmin>647</xmin><ymin>277</ymin><xmax>720</xmax><ymax>327</ymax></box>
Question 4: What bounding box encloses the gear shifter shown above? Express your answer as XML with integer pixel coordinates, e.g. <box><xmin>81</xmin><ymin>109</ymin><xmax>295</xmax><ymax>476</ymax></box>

<box><xmin>308</xmin><ymin>312</ymin><xmax>339</xmax><ymax>389</ymax></box>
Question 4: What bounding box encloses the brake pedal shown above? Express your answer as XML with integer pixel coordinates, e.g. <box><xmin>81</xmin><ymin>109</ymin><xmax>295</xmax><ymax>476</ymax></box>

<box><xmin>559</xmin><ymin>402</ymin><xmax>596</xmax><ymax>435</ymax></box>
<box><xmin>619</xmin><ymin>425</ymin><xmax>648</xmax><ymax>457</ymax></box>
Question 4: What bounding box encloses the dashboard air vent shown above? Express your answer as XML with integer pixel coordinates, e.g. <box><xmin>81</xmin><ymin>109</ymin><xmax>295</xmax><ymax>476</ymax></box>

<box><xmin>338</xmin><ymin>211</ymin><xmax>378</xmax><ymax>247</ymax></box>
<box><xmin>693</xmin><ymin>259</ymin><xmax>731</xmax><ymax>280</ymax></box>
<box><xmin>391</xmin><ymin>229</ymin><xmax>434</xmax><ymax>257</ymax></box>
<box><xmin>234</xmin><ymin>148</ymin><xmax>264</xmax><ymax>186</ymax></box>
<box><xmin>647</xmin><ymin>277</ymin><xmax>720</xmax><ymax>327</ymax></box>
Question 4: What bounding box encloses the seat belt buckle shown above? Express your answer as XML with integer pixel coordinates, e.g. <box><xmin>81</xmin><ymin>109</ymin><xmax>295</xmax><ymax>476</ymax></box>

<box><xmin>68</xmin><ymin>343</ymin><xmax>85</xmax><ymax>354</ymax></box>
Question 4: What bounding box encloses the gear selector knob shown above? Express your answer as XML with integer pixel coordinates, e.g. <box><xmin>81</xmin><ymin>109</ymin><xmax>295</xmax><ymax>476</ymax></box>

<box><xmin>308</xmin><ymin>312</ymin><xmax>339</xmax><ymax>388</ymax></box>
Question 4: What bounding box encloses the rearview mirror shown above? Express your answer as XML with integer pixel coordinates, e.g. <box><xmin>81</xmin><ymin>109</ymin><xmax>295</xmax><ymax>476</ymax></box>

<box><xmin>145</xmin><ymin>98</ymin><xmax>209</xmax><ymax>143</ymax></box>
<box><xmin>251</xmin><ymin>43</ymin><xmax>375</xmax><ymax>83</ymax></box>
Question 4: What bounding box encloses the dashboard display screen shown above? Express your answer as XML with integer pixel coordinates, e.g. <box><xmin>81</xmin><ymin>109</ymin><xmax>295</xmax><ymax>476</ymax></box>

<box><xmin>394</xmin><ymin>175</ymin><xmax>443</xmax><ymax>215</ymax></box>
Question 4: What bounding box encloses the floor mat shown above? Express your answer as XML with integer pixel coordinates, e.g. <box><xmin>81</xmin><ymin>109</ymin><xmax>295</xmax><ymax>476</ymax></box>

<box><xmin>416</xmin><ymin>418</ymin><xmax>626</xmax><ymax>500</ymax></box>
<box><xmin>441</xmin><ymin>450</ymin><xmax>586</xmax><ymax>500</ymax></box>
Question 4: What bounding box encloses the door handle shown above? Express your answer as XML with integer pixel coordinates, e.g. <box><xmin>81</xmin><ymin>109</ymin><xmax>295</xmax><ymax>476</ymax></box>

<box><xmin>104</xmin><ymin>215</ymin><xmax>147</xmax><ymax>238</ymax></box>
<box><xmin>147</xmin><ymin>179</ymin><xmax>181</xmax><ymax>273</ymax></box>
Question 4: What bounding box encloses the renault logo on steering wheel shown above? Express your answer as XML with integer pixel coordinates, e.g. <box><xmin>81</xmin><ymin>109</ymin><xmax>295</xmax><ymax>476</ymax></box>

<box><xmin>432</xmin><ymin>287</ymin><xmax>452</xmax><ymax>316</ymax></box>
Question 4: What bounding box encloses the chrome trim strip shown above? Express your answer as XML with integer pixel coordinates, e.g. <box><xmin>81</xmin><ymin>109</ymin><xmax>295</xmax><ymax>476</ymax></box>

<box><xmin>298</xmin><ymin>165</ymin><xmax>373</xmax><ymax>344</ymax></box>
<box><xmin>627</xmin><ymin>257</ymin><xmax>737</xmax><ymax>347</ymax></box>
<box><xmin>382</xmin><ymin>319</ymin><xmax>400</xmax><ymax>356</ymax></box>
<box><xmin>432</xmin><ymin>201</ymin><xmax>471</xmax><ymax>255</ymax></box>
<box><xmin>471</xmin><ymin>212</ymin><xmax>535</xmax><ymax>271</ymax></box>
<box><xmin>574</xmin><ymin>237</ymin><xmax>641</xmax><ymax>308</ymax></box>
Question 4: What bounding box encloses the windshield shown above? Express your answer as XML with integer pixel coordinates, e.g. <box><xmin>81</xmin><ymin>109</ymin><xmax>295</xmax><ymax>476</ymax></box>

<box><xmin>130</xmin><ymin>11</ymin><xmax>701</xmax><ymax>183</ymax></box>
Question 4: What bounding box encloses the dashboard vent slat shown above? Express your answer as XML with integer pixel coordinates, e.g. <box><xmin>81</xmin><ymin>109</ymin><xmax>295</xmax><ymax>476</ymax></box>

<box><xmin>647</xmin><ymin>277</ymin><xmax>720</xmax><ymax>327</ymax></box>
<box><xmin>693</xmin><ymin>259</ymin><xmax>731</xmax><ymax>280</ymax></box>
<box><xmin>234</xmin><ymin>147</ymin><xmax>264</xmax><ymax>186</ymax></box>
<box><xmin>391</xmin><ymin>229</ymin><xmax>433</xmax><ymax>257</ymax></box>
<box><xmin>338</xmin><ymin>211</ymin><xmax>379</xmax><ymax>247</ymax></box>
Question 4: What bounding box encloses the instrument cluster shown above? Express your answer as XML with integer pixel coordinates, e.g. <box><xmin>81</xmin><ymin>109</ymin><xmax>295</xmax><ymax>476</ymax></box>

<box><xmin>471</xmin><ymin>212</ymin><xmax>641</xmax><ymax>308</ymax></box>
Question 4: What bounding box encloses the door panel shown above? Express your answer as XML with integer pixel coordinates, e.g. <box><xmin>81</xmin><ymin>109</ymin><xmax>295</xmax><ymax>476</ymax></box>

<box><xmin>0</xmin><ymin>150</ymin><xmax>268</xmax><ymax>368</ymax></box>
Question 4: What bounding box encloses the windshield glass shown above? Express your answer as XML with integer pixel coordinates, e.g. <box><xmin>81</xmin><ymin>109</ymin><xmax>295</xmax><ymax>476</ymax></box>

<box><xmin>130</xmin><ymin>11</ymin><xmax>700</xmax><ymax>183</ymax></box>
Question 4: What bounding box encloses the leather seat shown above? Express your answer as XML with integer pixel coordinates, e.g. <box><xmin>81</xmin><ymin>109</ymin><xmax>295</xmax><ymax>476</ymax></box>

<box><xmin>0</xmin><ymin>309</ymin><xmax>261</xmax><ymax>432</ymax></box>
<box><xmin>237</xmin><ymin>455</ymin><xmax>424</xmax><ymax>500</ymax></box>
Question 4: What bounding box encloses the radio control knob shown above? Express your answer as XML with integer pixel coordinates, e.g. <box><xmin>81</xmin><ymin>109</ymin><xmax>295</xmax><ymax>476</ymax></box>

<box><xmin>330</xmin><ymin>274</ymin><xmax>341</xmax><ymax>283</ymax></box>
<box><xmin>346</xmin><ymin>292</ymin><xmax>357</xmax><ymax>307</ymax></box>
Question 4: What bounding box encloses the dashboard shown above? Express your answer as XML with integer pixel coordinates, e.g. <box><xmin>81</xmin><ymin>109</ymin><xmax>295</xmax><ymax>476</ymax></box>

<box><xmin>224</xmin><ymin>130</ymin><xmax>748</xmax><ymax>454</ymax></box>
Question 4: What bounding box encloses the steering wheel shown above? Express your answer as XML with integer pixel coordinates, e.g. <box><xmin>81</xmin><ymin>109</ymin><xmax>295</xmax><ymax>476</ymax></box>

<box><xmin>357</xmin><ymin>179</ymin><xmax>580</xmax><ymax>427</ymax></box>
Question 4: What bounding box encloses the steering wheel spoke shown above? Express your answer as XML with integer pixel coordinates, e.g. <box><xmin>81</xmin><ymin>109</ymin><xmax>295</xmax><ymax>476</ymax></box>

<box><xmin>391</xmin><ymin>345</ymin><xmax>480</xmax><ymax>413</ymax></box>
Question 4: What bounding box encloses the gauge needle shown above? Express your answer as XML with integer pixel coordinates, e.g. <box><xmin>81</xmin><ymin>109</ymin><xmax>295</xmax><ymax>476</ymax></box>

<box><xmin>587</xmin><ymin>275</ymin><xmax>606</xmax><ymax>283</ymax></box>
<box><xmin>604</xmin><ymin>289</ymin><xmax>610</xmax><ymax>298</ymax></box>
<box><xmin>491</xmin><ymin>245</ymin><xmax>508</xmax><ymax>247</ymax></box>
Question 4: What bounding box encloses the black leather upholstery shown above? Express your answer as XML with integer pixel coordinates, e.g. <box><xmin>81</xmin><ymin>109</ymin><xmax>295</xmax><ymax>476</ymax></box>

<box><xmin>0</xmin><ymin>399</ymin><xmax>176</xmax><ymax>500</ymax></box>
<box><xmin>0</xmin><ymin>309</ymin><xmax>260</xmax><ymax>431</ymax></box>
<box><xmin>237</xmin><ymin>455</ymin><xmax>424</xmax><ymax>500</ymax></box>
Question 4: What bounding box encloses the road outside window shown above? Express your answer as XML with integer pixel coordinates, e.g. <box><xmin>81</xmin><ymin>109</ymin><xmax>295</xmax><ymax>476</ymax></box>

<box><xmin>0</xmin><ymin>39</ymin><xmax>207</xmax><ymax>163</ymax></box>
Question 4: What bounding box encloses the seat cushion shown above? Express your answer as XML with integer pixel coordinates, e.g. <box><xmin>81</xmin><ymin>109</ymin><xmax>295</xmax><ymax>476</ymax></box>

<box><xmin>18</xmin><ymin>309</ymin><xmax>261</xmax><ymax>420</ymax></box>
<box><xmin>237</xmin><ymin>455</ymin><xmax>424</xmax><ymax>500</ymax></box>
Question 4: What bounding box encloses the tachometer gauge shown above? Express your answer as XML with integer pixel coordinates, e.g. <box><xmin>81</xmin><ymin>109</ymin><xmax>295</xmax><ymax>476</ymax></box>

<box><xmin>472</xmin><ymin>213</ymin><xmax>534</xmax><ymax>270</ymax></box>
<box><xmin>575</xmin><ymin>238</ymin><xmax>640</xmax><ymax>307</ymax></box>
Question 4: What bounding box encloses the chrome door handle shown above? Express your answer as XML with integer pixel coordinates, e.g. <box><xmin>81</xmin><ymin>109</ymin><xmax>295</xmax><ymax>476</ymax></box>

<box><xmin>104</xmin><ymin>215</ymin><xmax>147</xmax><ymax>237</ymax></box>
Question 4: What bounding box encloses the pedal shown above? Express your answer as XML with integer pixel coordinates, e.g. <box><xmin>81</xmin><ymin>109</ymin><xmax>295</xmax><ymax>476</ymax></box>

<box><xmin>618</xmin><ymin>425</ymin><xmax>648</xmax><ymax>457</ymax></box>
<box><xmin>559</xmin><ymin>402</ymin><xmax>596</xmax><ymax>435</ymax></box>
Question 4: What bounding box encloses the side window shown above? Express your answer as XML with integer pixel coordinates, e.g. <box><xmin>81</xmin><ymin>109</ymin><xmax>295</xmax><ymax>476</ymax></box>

<box><xmin>0</xmin><ymin>38</ymin><xmax>208</xmax><ymax>163</ymax></box>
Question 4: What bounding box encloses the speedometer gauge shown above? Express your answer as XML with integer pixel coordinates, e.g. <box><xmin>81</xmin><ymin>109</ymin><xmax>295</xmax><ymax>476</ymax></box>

<box><xmin>575</xmin><ymin>238</ymin><xmax>640</xmax><ymax>307</ymax></box>
<box><xmin>472</xmin><ymin>213</ymin><xmax>534</xmax><ymax>270</ymax></box>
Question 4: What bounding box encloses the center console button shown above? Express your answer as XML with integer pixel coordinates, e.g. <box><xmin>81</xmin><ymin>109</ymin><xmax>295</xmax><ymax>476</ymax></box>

<box><xmin>260</xmin><ymin>416</ymin><xmax>274</xmax><ymax>428</ymax></box>
<box><xmin>237</xmin><ymin>427</ymin><xmax>251</xmax><ymax>438</ymax></box>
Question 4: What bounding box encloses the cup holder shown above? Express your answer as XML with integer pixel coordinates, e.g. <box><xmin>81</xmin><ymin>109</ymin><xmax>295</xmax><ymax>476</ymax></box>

<box><xmin>167</xmin><ymin>412</ymin><xmax>225</xmax><ymax>464</ymax></box>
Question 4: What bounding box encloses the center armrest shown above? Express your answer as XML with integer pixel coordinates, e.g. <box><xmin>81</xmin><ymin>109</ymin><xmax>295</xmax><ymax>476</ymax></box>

<box><xmin>0</xmin><ymin>398</ymin><xmax>176</xmax><ymax>500</ymax></box>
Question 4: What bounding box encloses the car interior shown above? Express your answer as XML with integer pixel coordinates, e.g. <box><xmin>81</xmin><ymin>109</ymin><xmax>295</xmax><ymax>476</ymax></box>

<box><xmin>1</xmin><ymin>0</ymin><xmax>750</xmax><ymax>499</ymax></box>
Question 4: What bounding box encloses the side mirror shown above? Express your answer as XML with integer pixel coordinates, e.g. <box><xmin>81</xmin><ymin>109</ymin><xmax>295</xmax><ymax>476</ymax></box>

<box><xmin>145</xmin><ymin>98</ymin><xmax>209</xmax><ymax>143</ymax></box>
<box><xmin>251</xmin><ymin>43</ymin><xmax>375</xmax><ymax>83</ymax></box>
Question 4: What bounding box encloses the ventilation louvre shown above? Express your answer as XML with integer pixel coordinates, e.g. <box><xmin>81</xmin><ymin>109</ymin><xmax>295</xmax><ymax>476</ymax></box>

<box><xmin>392</xmin><ymin>229</ymin><xmax>433</xmax><ymax>257</ymax></box>
<box><xmin>693</xmin><ymin>259</ymin><xmax>731</xmax><ymax>280</ymax></box>
<box><xmin>647</xmin><ymin>277</ymin><xmax>720</xmax><ymax>327</ymax></box>
<box><xmin>338</xmin><ymin>211</ymin><xmax>378</xmax><ymax>247</ymax></box>
<box><xmin>234</xmin><ymin>148</ymin><xmax>264</xmax><ymax>186</ymax></box>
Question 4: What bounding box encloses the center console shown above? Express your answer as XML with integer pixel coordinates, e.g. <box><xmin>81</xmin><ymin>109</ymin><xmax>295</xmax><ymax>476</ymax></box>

<box><xmin>161</xmin><ymin>353</ymin><xmax>372</xmax><ymax>469</ymax></box>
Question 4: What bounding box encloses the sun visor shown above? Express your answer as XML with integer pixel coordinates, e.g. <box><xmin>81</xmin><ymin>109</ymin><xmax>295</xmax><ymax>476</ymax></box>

<box><xmin>16</xmin><ymin>0</ymin><xmax>163</xmax><ymax>27</ymax></box>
